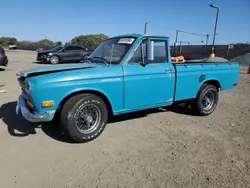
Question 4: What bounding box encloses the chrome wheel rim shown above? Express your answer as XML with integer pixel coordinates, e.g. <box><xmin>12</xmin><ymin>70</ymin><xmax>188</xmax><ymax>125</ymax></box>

<box><xmin>75</xmin><ymin>104</ymin><xmax>101</xmax><ymax>134</ymax></box>
<box><xmin>202</xmin><ymin>90</ymin><xmax>215</xmax><ymax>110</ymax></box>
<box><xmin>50</xmin><ymin>56</ymin><xmax>58</xmax><ymax>64</ymax></box>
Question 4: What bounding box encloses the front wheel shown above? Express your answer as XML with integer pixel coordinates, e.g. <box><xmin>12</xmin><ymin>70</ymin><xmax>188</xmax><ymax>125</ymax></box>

<box><xmin>60</xmin><ymin>94</ymin><xmax>108</xmax><ymax>143</ymax></box>
<box><xmin>195</xmin><ymin>84</ymin><xmax>219</xmax><ymax>116</ymax></box>
<box><xmin>49</xmin><ymin>55</ymin><xmax>59</xmax><ymax>64</ymax></box>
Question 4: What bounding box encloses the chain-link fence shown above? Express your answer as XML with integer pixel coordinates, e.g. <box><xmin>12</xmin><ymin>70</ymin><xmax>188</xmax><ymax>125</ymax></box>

<box><xmin>171</xmin><ymin>44</ymin><xmax>250</xmax><ymax>60</ymax></box>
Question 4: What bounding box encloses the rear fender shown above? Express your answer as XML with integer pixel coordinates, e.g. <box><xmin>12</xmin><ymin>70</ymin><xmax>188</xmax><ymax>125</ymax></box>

<box><xmin>196</xmin><ymin>79</ymin><xmax>221</xmax><ymax>97</ymax></box>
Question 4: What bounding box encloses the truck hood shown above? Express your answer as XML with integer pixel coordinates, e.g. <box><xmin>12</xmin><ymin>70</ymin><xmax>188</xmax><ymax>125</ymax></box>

<box><xmin>17</xmin><ymin>63</ymin><xmax>96</xmax><ymax>77</ymax></box>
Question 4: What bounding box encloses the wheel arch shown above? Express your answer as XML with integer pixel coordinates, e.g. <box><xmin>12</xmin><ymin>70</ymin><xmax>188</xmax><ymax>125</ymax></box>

<box><xmin>56</xmin><ymin>89</ymin><xmax>114</xmax><ymax>117</ymax></box>
<box><xmin>196</xmin><ymin>79</ymin><xmax>221</xmax><ymax>97</ymax></box>
<box><xmin>201</xmin><ymin>79</ymin><xmax>221</xmax><ymax>90</ymax></box>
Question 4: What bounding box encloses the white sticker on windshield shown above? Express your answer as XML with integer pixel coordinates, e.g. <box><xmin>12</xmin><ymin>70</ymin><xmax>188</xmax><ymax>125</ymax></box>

<box><xmin>118</xmin><ymin>38</ymin><xmax>135</xmax><ymax>44</ymax></box>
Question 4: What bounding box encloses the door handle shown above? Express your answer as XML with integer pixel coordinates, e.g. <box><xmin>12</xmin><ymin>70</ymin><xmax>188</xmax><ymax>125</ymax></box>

<box><xmin>165</xmin><ymin>70</ymin><xmax>175</xmax><ymax>74</ymax></box>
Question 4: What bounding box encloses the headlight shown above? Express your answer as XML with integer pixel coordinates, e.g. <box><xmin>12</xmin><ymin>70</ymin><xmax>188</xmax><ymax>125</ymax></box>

<box><xmin>48</xmin><ymin>53</ymin><xmax>53</xmax><ymax>56</ymax></box>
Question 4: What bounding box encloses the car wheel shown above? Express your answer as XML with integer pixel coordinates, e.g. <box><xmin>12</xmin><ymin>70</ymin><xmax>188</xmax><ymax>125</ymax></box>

<box><xmin>60</xmin><ymin>93</ymin><xmax>108</xmax><ymax>143</ymax></box>
<box><xmin>50</xmin><ymin>55</ymin><xmax>59</xmax><ymax>64</ymax></box>
<box><xmin>4</xmin><ymin>59</ymin><xmax>8</xmax><ymax>66</ymax></box>
<box><xmin>195</xmin><ymin>83</ymin><xmax>219</xmax><ymax>116</ymax></box>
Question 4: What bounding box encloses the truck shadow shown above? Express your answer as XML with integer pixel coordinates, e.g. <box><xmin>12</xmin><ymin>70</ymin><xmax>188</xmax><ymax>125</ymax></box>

<box><xmin>109</xmin><ymin>104</ymin><xmax>198</xmax><ymax>124</ymax></box>
<box><xmin>0</xmin><ymin>101</ymin><xmax>198</xmax><ymax>143</ymax></box>
<box><xmin>168</xmin><ymin>104</ymin><xmax>199</xmax><ymax>116</ymax></box>
<box><xmin>0</xmin><ymin>101</ymin><xmax>72</xmax><ymax>143</ymax></box>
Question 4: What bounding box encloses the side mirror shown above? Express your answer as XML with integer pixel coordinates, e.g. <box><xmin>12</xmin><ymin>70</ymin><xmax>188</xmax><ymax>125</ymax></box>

<box><xmin>146</xmin><ymin>40</ymin><xmax>154</xmax><ymax>61</ymax></box>
<box><xmin>61</xmin><ymin>49</ymin><xmax>65</xmax><ymax>52</ymax></box>
<box><xmin>83</xmin><ymin>54</ymin><xmax>89</xmax><ymax>60</ymax></box>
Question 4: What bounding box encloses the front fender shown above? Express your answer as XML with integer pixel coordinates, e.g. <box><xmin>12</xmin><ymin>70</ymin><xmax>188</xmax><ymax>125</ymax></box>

<box><xmin>29</xmin><ymin>66</ymin><xmax>124</xmax><ymax>117</ymax></box>
<box><xmin>58</xmin><ymin>87</ymin><xmax>115</xmax><ymax>112</ymax></box>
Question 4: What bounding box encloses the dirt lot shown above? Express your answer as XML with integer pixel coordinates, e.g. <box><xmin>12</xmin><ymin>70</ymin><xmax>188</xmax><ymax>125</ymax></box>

<box><xmin>0</xmin><ymin>50</ymin><xmax>249</xmax><ymax>188</ymax></box>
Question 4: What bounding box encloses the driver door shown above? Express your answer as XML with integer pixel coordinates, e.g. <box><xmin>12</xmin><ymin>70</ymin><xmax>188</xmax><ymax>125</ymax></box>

<box><xmin>123</xmin><ymin>38</ymin><xmax>175</xmax><ymax>110</ymax></box>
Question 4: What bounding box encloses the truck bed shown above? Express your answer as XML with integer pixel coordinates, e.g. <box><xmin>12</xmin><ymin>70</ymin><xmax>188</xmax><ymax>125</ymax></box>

<box><xmin>172</xmin><ymin>61</ymin><xmax>239</xmax><ymax>101</ymax></box>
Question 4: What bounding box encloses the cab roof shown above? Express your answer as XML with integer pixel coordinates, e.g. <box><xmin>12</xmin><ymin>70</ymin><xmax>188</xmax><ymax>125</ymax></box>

<box><xmin>111</xmin><ymin>33</ymin><xmax>170</xmax><ymax>39</ymax></box>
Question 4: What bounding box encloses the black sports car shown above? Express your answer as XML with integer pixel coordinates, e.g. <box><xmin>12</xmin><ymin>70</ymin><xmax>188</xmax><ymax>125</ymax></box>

<box><xmin>37</xmin><ymin>44</ymin><xmax>92</xmax><ymax>64</ymax></box>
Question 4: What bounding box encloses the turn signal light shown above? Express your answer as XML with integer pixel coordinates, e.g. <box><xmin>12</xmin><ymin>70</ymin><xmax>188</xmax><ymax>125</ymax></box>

<box><xmin>42</xmin><ymin>101</ymin><xmax>54</xmax><ymax>108</ymax></box>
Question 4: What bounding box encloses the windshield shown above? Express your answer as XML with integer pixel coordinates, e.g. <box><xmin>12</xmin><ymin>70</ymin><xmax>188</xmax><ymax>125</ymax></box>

<box><xmin>89</xmin><ymin>37</ymin><xmax>136</xmax><ymax>64</ymax></box>
<box><xmin>51</xmin><ymin>45</ymin><xmax>64</xmax><ymax>51</ymax></box>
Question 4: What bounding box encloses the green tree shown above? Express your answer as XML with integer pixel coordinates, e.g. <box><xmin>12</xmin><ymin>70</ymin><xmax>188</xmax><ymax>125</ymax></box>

<box><xmin>71</xmin><ymin>34</ymin><xmax>109</xmax><ymax>48</ymax></box>
<box><xmin>36</xmin><ymin>39</ymin><xmax>54</xmax><ymax>47</ymax></box>
<box><xmin>17</xmin><ymin>39</ymin><xmax>56</xmax><ymax>50</ymax></box>
<box><xmin>0</xmin><ymin>37</ymin><xmax>18</xmax><ymax>47</ymax></box>
<box><xmin>54</xmin><ymin>41</ymin><xmax>62</xmax><ymax>46</ymax></box>
<box><xmin>1</xmin><ymin>34</ymin><xmax>108</xmax><ymax>50</ymax></box>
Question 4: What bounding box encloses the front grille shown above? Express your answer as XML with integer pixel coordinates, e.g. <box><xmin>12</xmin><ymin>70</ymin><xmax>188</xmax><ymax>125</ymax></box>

<box><xmin>18</xmin><ymin>76</ymin><xmax>35</xmax><ymax>111</ymax></box>
<box><xmin>18</xmin><ymin>76</ymin><xmax>26</xmax><ymax>88</ymax></box>
<box><xmin>37</xmin><ymin>53</ymin><xmax>47</xmax><ymax>60</ymax></box>
<box><xmin>18</xmin><ymin>77</ymin><xmax>30</xmax><ymax>99</ymax></box>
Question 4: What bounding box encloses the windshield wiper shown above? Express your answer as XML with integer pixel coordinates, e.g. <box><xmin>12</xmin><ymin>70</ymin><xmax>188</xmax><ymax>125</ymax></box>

<box><xmin>91</xmin><ymin>56</ymin><xmax>109</xmax><ymax>66</ymax></box>
<box><xmin>84</xmin><ymin>58</ymin><xmax>92</xmax><ymax>65</ymax></box>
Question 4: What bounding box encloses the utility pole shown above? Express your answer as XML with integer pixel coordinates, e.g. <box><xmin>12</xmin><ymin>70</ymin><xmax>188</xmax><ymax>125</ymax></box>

<box><xmin>210</xmin><ymin>4</ymin><xmax>220</xmax><ymax>57</ymax></box>
<box><xmin>174</xmin><ymin>30</ymin><xmax>179</xmax><ymax>55</ymax></box>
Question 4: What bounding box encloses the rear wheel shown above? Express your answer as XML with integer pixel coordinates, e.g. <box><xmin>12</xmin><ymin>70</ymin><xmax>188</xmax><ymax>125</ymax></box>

<box><xmin>194</xmin><ymin>83</ymin><xmax>219</xmax><ymax>116</ymax></box>
<box><xmin>60</xmin><ymin>94</ymin><xmax>108</xmax><ymax>143</ymax></box>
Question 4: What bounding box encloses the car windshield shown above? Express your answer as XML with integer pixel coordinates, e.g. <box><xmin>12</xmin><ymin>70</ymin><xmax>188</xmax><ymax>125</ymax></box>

<box><xmin>89</xmin><ymin>37</ymin><xmax>136</xmax><ymax>64</ymax></box>
<box><xmin>51</xmin><ymin>45</ymin><xmax>64</xmax><ymax>51</ymax></box>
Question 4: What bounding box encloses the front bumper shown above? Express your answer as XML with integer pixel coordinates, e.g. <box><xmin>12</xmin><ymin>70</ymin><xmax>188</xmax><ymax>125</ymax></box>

<box><xmin>37</xmin><ymin>54</ymin><xmax>47</xmax><ymax>62</ymax></box>
<box><xmin>46</xmin><ymin>56</ymin><xmax>51</xmax><ymax>61</ymax></box>
<box><xmin>16</xmin><ymin>95</ymin><xmax>55</xmax><ymax>123</ymax></box>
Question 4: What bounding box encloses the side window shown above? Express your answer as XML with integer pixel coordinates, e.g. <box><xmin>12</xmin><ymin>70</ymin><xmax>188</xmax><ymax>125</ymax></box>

<box><xmin>128</xmin><ymin>40</ymin><xmax>146</xmax><ymax>64</ymax></box>
<box><xmin>73</xmin><ymin>46</ymin><xmax>83</xmax><ymax>50</ymax></box>
<box><xmin>64</xmin><ymin>46</ymin><xmax>74</xmax><ymax>51</ymax></box>
<box><xmin>128</xmin><ymin>39</ymin><xmax>168</xmax><ymax>64</ymax></box>
<box><xmin>149</xmin><ymin>40</ymin><xmax>167</xmax><ymax>63</ymax></box>
<box><xmin>65</xmin><ymin>46</ymin><xmax>82</xmax><ymax>50</ymax></box>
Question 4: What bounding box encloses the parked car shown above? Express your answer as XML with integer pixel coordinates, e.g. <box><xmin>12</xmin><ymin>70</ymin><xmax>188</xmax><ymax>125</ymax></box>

<box><xmin>37</xmin><ymin>44</ymin><xmax>90</xmax><ymax>64</ymax></box>
<box><xmin>8</xmin><ymin>44</ymin><xmax>18</xmax><ymax>50</ymax></box>
<box><xmin>0</xmin><ymin>47</ymin><xmax>8</xmax><ymax>67</ymax></box>
<box><xmin>16</xmin><ymin>34</ymin><xmax>239</xmax><ymax>143</ymax></box>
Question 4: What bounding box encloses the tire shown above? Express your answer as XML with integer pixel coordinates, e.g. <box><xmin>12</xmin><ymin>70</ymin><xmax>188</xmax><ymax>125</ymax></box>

<box><xmin>60</xmin><ymin>93</ymin><xmax>108</xmax><ymax>143</ymax></box>
<box><xmin>194</xmin><ymin>83</ymin><xmax>219</xmax><ymax>116</ymax></box>
<box><xmin>4</xmin><ymin>59</ymin><xmax>8</xmax><ymax>66</ymax></box>
<box><xmin>50</xmin><ymin>55</ymin><xmax>60</xmax><ymax>64</ymax></box>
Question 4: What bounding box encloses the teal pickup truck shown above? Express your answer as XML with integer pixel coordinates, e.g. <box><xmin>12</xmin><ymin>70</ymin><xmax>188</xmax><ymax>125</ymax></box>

<box><xmin>16</xmin><ymin>34</ymin><xmax>239</xmax><ymax>143</ymax></box>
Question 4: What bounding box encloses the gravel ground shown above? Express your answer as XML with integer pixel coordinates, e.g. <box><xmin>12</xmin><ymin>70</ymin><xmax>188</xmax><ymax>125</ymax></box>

<box><xmin>0</xmin><ymin>51</ymin><xmax>249</xmax><ymax>188</ymax></box>
<box><xmin>231</xmin><ymin>53</ymin><xmax>250</xmax><ymax>66</ymax></box>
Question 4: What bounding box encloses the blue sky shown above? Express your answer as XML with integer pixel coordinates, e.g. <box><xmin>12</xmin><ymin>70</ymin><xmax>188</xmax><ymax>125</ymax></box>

<box><xmin>1</xmin><ymin>0</ymin><xmax>249</xmax><ymax>45</ymax></box>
